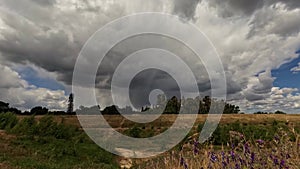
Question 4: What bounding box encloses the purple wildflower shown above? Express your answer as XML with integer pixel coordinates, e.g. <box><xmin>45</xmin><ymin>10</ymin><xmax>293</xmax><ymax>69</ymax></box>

<box><xmin>238</xmin><ymin>155</ymin><xmax>244</xmax><ymax>165</ymax></box>
<box><xmin>231</xmin><ymin>143</ymin><xmax>235</xmax><ymax>150</ymax></box>
<box><xmin>193</xmin><ymin>139</ymin><xmax>199</xmax><ymax>154</ymax></box>
<box><xmin>273</xmin><ymin>158</ymin><xmax>279</xmax><ymax>165</ymax></box>
<box><xmin>180</xmin><ymin>157</ymin><xmax>188</xmax><ymax>169</ymax></box>
<box><xmin>210</xmin><ymin>152</ymin><xmax>218</xmax><ymax>163</ymax></box>
<box><xmin>235</xmin><ymin>163</ymin><xmax>241</xmax><ymax>169</ymax></box>
<box><xmin>222</xmin><ymin>161</ymin><xmax>227</xmax><ymax>168</ymax></box>
<box><xmin>280</xmin><ymin>159</ymin><xmax>285</xmax><ymax>168</ymax></box>
<box><xmin>256</xmin><ymin>139</ymin><xmax>264</xmax><ymax>145</ymax></box>
<box><xmin>250</xmin><ymin>152</ymin><xmax>255</xmax><ymax>164</ymax></box>
<box><xmin>244</xmin><ymin>143</ymin><xmax>250</xmax><ymax>154</ymax></box>
<box><xmin>230</xmin><ymin>150</ymin><xmax>236</xmax><ymax>160</ymax></box>
<box><xmin>221</xmin><ymin>151</ymin><xmax>225</xmax><ymax>160</ymax></box>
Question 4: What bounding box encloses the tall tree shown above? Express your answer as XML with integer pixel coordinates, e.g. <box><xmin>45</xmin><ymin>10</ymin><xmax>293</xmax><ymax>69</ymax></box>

<box><xmin>0</xmin><ymin>101</ymin><xmax>9</xmax><ymax>113</ymax></box>
<box><xmin>67</xmin><ymin>93</ymin><xmax>74</xmax><ymax>114</ymax></box>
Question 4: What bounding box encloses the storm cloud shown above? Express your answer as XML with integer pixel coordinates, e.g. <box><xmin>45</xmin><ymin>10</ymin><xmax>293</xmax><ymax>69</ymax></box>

<box><xmin>0</xmin><ymin>0</ymin><xmax>299</xmax><ymax>112</ymax></box>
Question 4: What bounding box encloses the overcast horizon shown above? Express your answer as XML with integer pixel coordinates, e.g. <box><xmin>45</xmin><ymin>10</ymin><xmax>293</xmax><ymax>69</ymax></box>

<box><xmin>0</xmin><ymin>0</ymin><xmax>300</xmax><ymax>113</ymax></box>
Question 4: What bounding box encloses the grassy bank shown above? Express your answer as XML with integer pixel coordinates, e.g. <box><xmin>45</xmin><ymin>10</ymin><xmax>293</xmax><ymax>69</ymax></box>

<box><xmin>0</xmin><ymin>112</ymin><xmax>118</xmax><ymax>169</ymax></box>
<box><xmin>1</xmin><ymin>112</ymin><xmax>300</xmax><ymax>168</ymax></box>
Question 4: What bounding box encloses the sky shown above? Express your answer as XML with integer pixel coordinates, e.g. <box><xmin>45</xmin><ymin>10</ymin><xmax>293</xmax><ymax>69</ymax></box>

<box><xmin>0</xmin><ymin>0</ymin><xmax>300</xmax><ymax>113</ymax></box>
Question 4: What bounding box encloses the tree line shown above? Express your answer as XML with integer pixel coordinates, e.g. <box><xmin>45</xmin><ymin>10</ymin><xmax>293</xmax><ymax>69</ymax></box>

<box><xmin>143</xmin><ymin>95</ymin><xmax>240</xmax><ymax>114</ymax></box>
<box><xmin>0</xmin><ymin>94</ymin><xmax>75</xmax><ymax>115</ymax></box>
<box><xmin>80</xmin><ymin>95</ymin><xmax>241</xmax><ymax>115</ymax></box>
<box><xmin>1</xmin><ymin>94</ymin><xmax>241</xmax><ymax>115</ymax></box>
<box><xmin>1</xmin><ymin>93</ymin><xmax>287</xmax><ymax>115</ymax></box>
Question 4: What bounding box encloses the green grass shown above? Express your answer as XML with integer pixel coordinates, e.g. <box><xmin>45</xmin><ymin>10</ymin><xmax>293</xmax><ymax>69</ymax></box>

<box><xmin>1</xmin><ymin>112</ymin><xmax>300</xmax><ymax>168</ymax></box>
<box><xmin>0</xmin><ymin>112</ymin><xmax>118</xmax><ymax>169</ymax></box>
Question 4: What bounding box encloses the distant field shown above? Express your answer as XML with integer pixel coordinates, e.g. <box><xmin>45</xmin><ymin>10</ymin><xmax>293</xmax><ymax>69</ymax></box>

<box><xmin>21</xmin><ymin>114</ymin><xmax>300</xmax><ymax>129</ymax></box>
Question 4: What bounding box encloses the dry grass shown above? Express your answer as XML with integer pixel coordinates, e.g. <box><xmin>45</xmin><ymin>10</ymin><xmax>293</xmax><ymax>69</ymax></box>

<box><xmin>136</xmin><ymin>128</ymin><xmax>300</xmax><ymax>169</ymax></box>
<box><xmin>17</xmin><ymin>114</ymin><xmax>300</xmax><ymax>129</ymax></box>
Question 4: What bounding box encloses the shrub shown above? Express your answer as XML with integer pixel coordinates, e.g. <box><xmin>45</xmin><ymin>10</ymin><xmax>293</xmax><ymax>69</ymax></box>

<box><xmin>127</xmin><ymin>126</ymin><xmax>143</xmax><ymax>138</ymax></box>
<box><xmin>0</xmin><ymin>112</ymin><xmax>18</xmax><ymax>130</ymax></box>
<box><xmin>11</xmin><ymin>115</ymin><xmax>36</xmax><ymax>136</ymax></box>
<box><xmin>197</xmin><ymin>121</ymin><xmax>297</xmax><ymax>146</ymax></box>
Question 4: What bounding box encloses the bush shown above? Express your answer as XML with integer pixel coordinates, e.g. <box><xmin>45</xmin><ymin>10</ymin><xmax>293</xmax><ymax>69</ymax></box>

<box><xmin>0</xmin><ymin>112</ymin><xmax>18</xmax><ymax>130</ymax></box>
<box><xmin>35</xmin><ymin>115</ymin><xmax>79</xmax><ymax>140</ymax></box>
<box><xmin>11</xmin><ymin>115</ymin><xmax>37</xmax><ymax>136</ymax></box>
<box><xmin>127</xmin><ymin>126</ymin><xmax>143</xmax><ymax>138</ymax></box>
<box><xmin>197</xmin><ymin>121</ymin><xmax>296</xmax><ymax>145</ymax></box>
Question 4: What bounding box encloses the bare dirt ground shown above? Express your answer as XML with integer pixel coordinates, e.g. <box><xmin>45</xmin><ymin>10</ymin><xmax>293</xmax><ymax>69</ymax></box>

<box><xmin>0</xmin><ymin>130</ymin><xmax>17</xmax><ymax>169</ymax></box>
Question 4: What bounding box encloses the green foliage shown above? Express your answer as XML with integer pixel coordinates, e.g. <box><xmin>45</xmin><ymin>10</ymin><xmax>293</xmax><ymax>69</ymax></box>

<box><xmin>164</xmin><ymin>96</ymin><xmax>180</xmax><ymax>114</ymax></box>
<box><xmin>275</xmin><ymin>110</ymin><xmax>286</xmax><ymax>114</ymax></box>
<box><xmin>30</xmin><ymin>106</ymin><xmax>49</xmax><ymax>115</ymax></box>
<box><xmin>11</xmin><ymin>136</ymin><xmax>117</xmax><ymax>169</ymax></box>
<box><xmin>126</xmin><ymin>126</ymin><xmax>143</xmax><ymax>138</ymax></box>
<box><xmin>1</xmin><ymin>114</ymin><xmax>118</xmax><ymax>169</ymax></box>
<box><xmin>149</xmin><ymin>95</ymin><xmax>240</xmax><ymax>114</ymax></box>
<box><xmin>11</xmin><ymin>115</ymin><xmax>37</xmax><ymax>136</ymax></box>
<box><xmin>197</xmin><ymin>120</ymin><xmax>296</xmax><ymax>145</ymax></box>
<box><xmin>124</xmin><ymin>126</ymin><xmax>156</xmax><ymax>138</ymax></box>
<box><xmin>0</xmin><ymin>112</ymin><xmax>18</xmax><ymax>131</ymax></box>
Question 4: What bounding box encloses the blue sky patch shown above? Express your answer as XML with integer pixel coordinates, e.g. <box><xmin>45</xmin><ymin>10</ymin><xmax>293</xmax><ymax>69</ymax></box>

<box><xmin>16</xmin><ymin>66</ymin><xmax>65</xmax><ymax>91</ymax></box>
<box><xmin>272</xmin><ymin>53</ymin><xmax>300</xmax><ymax>90</ymax></box>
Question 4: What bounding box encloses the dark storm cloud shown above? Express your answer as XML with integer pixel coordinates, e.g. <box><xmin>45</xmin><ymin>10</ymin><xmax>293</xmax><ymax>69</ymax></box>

<box><xmin>172</xmin><ymin>0</ymin><xmax>201</xmax><ymax>20</ymax></box>
<box><xmin>1</xmin><ymin>0</ymin><xmax>299</xmax><ymax>111</ymax></box>
<box><xmin>31</xmin><ymin>0</ymin><xmax>56</xmax><ymax>6</ymax></box>
<box><xmin>129</xmin><ymin>69</ymin><xmax>180</xmax><ymax>108</ymax></box>
<box><xmin>243</xmin><ymin>91</ymin><xmax>266</xmax><ymax>101</ymax></box>
<box><xmin>207</xmin><ymin>0</ymin><xmax>263</xmax><ymax>17</ymax></box>
<box><xmin>207</xmin><ymin>0</ymin><xmax>300</xmax><ymax>18</ymax></box>
<box><xmin>276</xmin><ymin>0</ymin><xmax>300</xmax><ymax>9</ymax></box>
<box><xmin>0</xmin><ymin>29</ymin><xmax>78</xmax><ymax>82</ymax></box>
<box><xmin>0</xmin><ymin>0</ymin><xmax>123</xmax><ymax>87</ymax></box>
<box><xmin>226</xmin><ymin>76</ymin><xmax>243</xmax><ymax>95</ymax></box>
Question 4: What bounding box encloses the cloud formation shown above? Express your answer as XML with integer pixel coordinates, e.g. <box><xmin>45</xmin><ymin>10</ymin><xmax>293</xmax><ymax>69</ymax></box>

<box><xmin>0</xmin><ymin>63</ymin><xmax>67</xmax><ymax>110</ymax></box>
<box><xmin>0</xmin><ymin>0</ymin><xmax>299</xmax><ymax>112</ymax></box>
<box><xmin>291</xmin><ymin>62</ymin><xmax>300</xmax><ymax>73</ymax></box>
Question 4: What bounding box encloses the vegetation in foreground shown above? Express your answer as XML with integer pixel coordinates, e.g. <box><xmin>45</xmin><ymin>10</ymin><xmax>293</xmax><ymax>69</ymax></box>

<box><xmin>1</xmin><ymin>112</ymin><xmax>300</xmax><ymax>169</ymax></box>
<box><xmin>0</xmin><ymin>112</ymin><xmax>118</xmax><ymax>169</ymax></box>
<box><xmin>134</xmin><ymin>122</ymin><xmax>300</xmax><ymax>169</ymax></box>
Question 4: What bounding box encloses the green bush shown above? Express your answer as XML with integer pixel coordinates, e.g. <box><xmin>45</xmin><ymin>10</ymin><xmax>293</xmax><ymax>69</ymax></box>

<box><xmin>197</xmin><ymin>121</ymin><xmax>296</xmax><ymax>145</ymax></box>
<box><xmin>127</xmin><ymin>126</ymin><xmax>142</xmax><ymax>138</ymax></box>
<box><xmin>0</xmin><ymin>112</ymin><xmax>18</xmax><ymax>130</ymax></box>
<box><xmin>11</xmin><ymin>115</ymin><xmax>36</xmax><ymax>136</ymax></box>
<box><xmin>34</xmin><ymin>115</ymin><xmax>78</xmax><ymax>140</ymax></box>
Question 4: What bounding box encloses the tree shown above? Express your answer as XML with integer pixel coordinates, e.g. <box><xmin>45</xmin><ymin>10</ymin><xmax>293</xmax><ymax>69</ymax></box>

<box><xmin>30</xmin><ymin>106</ymin><xmax>49</xmax><ymax>115</ymax></box>
<box><xmin>67</xmin><ymin>93</ymin><xmax>74</xmax><ymax>114</ymax></box>
<box><xmin>274</xmin><ymin>110</ymin><xmax>286</xmax><ymax>114</ymax></box>
<box><xmin>163</xmin><ymin>96</ymin><xmax>180</xmax><ymax>114</ymax></box>
<box><xmin>202</xmin><ymin>96</ymin><xmax>211</xmax><ymax>114</ymax></box>
<box><xmin>0</xmin><ymin>101</ymin><xmax>9</xmax><ymax>113</ymax></box>
<box><xmin>102</xmin><ymin>105</ymin><xmax>119</xmax><ymax>115</ymax></box>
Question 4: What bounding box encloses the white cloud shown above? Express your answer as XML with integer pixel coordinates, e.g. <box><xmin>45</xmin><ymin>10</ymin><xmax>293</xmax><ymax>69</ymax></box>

<box><xmin>290</xmin><ymin>62</ymin><xmax>300</xmax><ymax>73</ymax></box>
<box><xmin>0</xmin><ymin>0</ymin><xmax>299</xmax><ymax>112</ymax></box>
<box><xmin>0</xmin><ymin>63</ymin><xmax>67</xmax><ymax>111</ymax></box>
<box><xmin>233</xmin><ymin>87</ymin><xmax>300</xmax><ymax>113</ymax></box>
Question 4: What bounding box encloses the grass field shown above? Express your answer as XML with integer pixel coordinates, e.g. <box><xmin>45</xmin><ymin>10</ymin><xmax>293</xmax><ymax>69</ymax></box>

<box><xmin>1</xmin><ymin>113</ymin><xmax>300</xmax><ymax>168</ymax></box>
<box><xmin>28</xmin><ymin>114</ymin><xmax>300</xmax><ymax>128</ymax></box>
